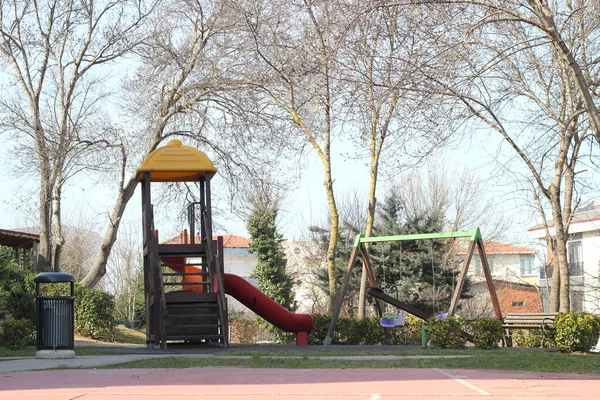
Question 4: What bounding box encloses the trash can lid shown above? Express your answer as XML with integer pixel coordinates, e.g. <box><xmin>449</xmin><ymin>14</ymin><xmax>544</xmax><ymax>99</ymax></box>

<box><xmin>34</xmin><ymin>272</ymin><xmax>76</xmax><ymax>283</ymax></box>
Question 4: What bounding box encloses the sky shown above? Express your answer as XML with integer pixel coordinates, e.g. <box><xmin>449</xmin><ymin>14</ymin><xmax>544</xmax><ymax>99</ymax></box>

<box><xmin>0</xmin><ymin>126</ymin><xmax>541</xmax><ymax>247</ymax></box>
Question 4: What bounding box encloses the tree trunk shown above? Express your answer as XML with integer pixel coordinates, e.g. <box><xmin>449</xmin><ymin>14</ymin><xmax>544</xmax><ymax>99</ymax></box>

<box><xmin>80</xmin><ymin>176</ymin><xmax>139</xmax><ymax>288</ymax></box>
<box><xmin>37</xmin><ymin>166</ymin><xmax>53</xmax><ymax>272</ymax></box>
<box><xmin>51</xmin><ymin>176</ymin><xmax>66</xmax><ymax>272</ymax></box>
<box><xmin>548</xmin><ymin>193</ymin><xmax>570</xmax><ymax>313</ymax></box>
<box><xmin>527</xmin><ymin>0</ymin><xmax>600</xmax><ymax>142</ymax></box>
<box><xmin>357</xmin><ymin>158</ymin><xmax>379</xmax><ymax>319</ymax></box>
<box><xmin>548</xmin><ymin>240</ymin><xmax>560</xmax><ymax>312</ymax></box>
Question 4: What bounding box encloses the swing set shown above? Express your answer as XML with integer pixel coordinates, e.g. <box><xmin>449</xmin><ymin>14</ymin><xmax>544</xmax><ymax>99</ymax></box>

<box><xmin>323</xmin><ymin>227</ymin><xmax>502</xmax><ymax>345</ymax></box>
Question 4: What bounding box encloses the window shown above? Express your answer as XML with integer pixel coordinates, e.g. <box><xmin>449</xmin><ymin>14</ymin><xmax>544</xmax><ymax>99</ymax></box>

<box><xmin>567</xmin><ymin>241</ymin><xmax>584</xmax><ymax>276</ymax></box>
<box><xmin>474</xmin><ymin>259</ymin><xmax>482</xmax><ymax>275</ymax></box>
<box><xmin>571</xmin><ymin>291</ymin><xmax>584</xmax><ymax>312</ymax></box>
<box><xmin>520</xmin><ymin>257</ymin><xmax>535</xmax><ymax>276</ymax></box>
<box><xmin>511</xmin><ymin>301</ymin><xmax>524</xmax><ymax>307</ymax></box>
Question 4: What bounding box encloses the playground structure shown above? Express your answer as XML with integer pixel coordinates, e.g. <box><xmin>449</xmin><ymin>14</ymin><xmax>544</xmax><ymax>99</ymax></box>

<box><xmin>324</xmin><ymin>228</ymin><xmax>502</xmax><ymax>345</ymax></box>
<box><xmin>136</xmin><ymin>139</ymin><xmax>312</xmax><ymax>349</ymax></box>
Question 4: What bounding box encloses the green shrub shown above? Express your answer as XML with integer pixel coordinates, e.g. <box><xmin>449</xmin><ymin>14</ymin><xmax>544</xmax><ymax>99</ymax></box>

<box><xmin>392</xmin><ymin>315</ymin><xmax>424</xmax><ymax>345</ymax></box>
<box><xmin>336</xmin><ymin>317</ymin><xmax>368</xmax><ymax>345</ymax></box>
<box><xmin>554</xmin><ymin>312</ymin><xmax>600</xmax><ymax>353</ymax></box>
<box><xmin>471</xmin><ymin>317</ymin><xmax>503</xmax><ymax>349</ymax></box>
<box><xmin>2</xmin><ymin>318</ymin><xmax>34</xmax><ymax>349</ymax></box>
<box><xmin>364</xmin><ymin>316</ymin><xmax>386</xmax><ymax>345</ymax></box>
<box><xmin>308</xmin><ymin>314</ymin><xmax>332</xmax><ymax>345</ymax></box>
<box><xmin>230</xmin><ymin>318</ymin><xmax>263</xmax><ymax>343</ymax></box>
<box><xmin>511</xmin><ymin>328</ymin><xmax>556</xmax><ymax>348</ymax></box>
<box><xmin>427</xmin><ymin>316</ymin><xmax>467</xmax><ymax>349</ymax></box>
<box><xmin>74</xmin><ymin>285</ymin><xmax>115</xmax><ymax>341</ymax></box>
<box><xmin>0</xmin><ymin>263</ymin><xmax>35</xmax><ymax>324</ymax></box>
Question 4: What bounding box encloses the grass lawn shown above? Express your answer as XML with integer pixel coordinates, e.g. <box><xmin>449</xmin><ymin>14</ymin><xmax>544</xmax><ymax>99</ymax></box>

<box><xmin>114</xmin><ymin>325</ymin><xmax>146</xmax><ymax>344</ymax></box>
<box><xmin>101</xmin><ymin>348</ymin><xmax>600</xmax><ymax>375</ymax></box>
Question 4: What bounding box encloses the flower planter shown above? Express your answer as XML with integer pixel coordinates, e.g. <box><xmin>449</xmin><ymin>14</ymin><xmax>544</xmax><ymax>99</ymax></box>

<box><xmin>380</xmin><ymin>314</ymin><xmax>405</xmax><ymax>328</ymax></box>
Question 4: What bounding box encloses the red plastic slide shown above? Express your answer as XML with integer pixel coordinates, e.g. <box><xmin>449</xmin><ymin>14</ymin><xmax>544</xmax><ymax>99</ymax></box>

<box><xmin>223</xmin><ymin>273</ymin><xmax>313</xmax><ymax>340</ymax></box>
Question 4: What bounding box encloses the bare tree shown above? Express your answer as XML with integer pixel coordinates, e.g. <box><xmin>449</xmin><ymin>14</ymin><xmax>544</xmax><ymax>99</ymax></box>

<box><xmin>340</xmin><ymin>4</ymin><xmax>465</xmax><ymax>318</ymax></box>
<box><xmin>103</xmin><ymin>223</ymin><xmax>144</xmax><ymax>326</ymax></box>
<box><xmin>239</xmin><ymin>0</ymin><xmax>358</xmax><ymax>311</ymax></box>
<box><xmin>407</xmin><ymin>3</ymin><xmax>596</xmax><ymax>312</ymax></box>
<box><xmin>81</xmin><ymin>0</ymin><xmax>254</xmax><ymax>287</ymax></box>
<box><xmin>383</xmin><ymin>0</ymin><xmax>600</xmax><ymax>143</ymax></box>
<box><xmin>0</xmin><ymin>0</ymin><xmax>158</xmax><ymax>272</ymax></box>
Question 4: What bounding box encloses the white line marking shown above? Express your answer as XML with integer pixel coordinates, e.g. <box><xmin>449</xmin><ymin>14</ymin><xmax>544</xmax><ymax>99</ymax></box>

<box><xmin>368</xmin><ymin>395</ymin><xmax>381</xmax><ymax>400</ymax></box>
<box><xmin>434</xmin><ymin>368</ymin><xmax>491</xmax><ymax>396</ymax></box>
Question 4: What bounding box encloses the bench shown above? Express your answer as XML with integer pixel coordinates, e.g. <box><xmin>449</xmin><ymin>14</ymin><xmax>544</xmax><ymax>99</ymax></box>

<box><xmin>502</xmin><ymin>312</ymin><xmax>558</xmax><ymax>348</ymax></box>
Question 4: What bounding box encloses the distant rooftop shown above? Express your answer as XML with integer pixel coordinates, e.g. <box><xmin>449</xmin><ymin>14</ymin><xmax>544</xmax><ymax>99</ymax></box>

<box><xmin>458</xmin><ymin>240</ymin><xmax>535</xmax><ymax>255</ymax></box>
<box><xmin>528</xmin><ymin>200</ymin><xmax>600</xmax><ymax>232</ymax></box>
<box><xmin>164</xmin><ymin>234</ymin><xmax>251</xmax><ymax>248</ymax></box>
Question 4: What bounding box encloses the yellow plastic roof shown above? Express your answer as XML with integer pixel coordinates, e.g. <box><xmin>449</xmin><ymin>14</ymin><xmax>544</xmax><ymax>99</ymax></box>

<box><xmin>136</xmin><ymin>139</ymin><xmax>217</xmax><ymax>182</ymax></box>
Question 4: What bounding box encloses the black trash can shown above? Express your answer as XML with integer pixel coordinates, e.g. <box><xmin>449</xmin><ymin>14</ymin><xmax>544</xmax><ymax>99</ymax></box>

<box><xmin>35</xmin><ymin>272</ymin><xmax>76</xmax><ymax>351</ymax></box>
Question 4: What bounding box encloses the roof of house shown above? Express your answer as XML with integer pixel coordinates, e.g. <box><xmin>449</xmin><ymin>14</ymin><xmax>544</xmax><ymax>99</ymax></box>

<box><xmin>528</xmin><ymin>200</ymin><xmax>600</xmax><ymax>232</ymax></box>
<box><xmin>458</xmin><ymin>240</ymin><xmax>535</xmax><ymax>255</ymax></box>
<box><xmin>164</xmin><ymin>233</ymin><xmax>251</xmax><ymax>248</ymax></box>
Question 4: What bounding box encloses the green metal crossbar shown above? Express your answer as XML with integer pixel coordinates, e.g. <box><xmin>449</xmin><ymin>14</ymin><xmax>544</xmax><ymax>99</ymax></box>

<box><xmin>354</xmin><ymin>228</ymin><xmax>481</xmax><ymax>246</ymax></box>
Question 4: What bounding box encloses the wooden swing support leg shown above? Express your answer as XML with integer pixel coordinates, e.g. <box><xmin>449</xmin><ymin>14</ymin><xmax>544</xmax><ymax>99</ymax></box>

<box><xmin>447</xmin><ymin>239</ymin><xmax>502</xmax><ymax>320</ymax></box>
<box><xmin>478</xmin><ymin>240</ymin><xmax>503</xmax><ymax>319</ymax></box>
<box><xmin>448</xmin><ymin>239</ymin><xmax>476</xmax><ymax>317</ymax></box>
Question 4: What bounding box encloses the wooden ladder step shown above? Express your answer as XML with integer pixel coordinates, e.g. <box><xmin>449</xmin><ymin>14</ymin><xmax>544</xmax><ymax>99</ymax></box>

<box><xmin>165</xmin><ymin>291</ymin><xmax>218</xmax><ymax>303</ymax></box>
<box><xmin>166</xmin><ymin>303</ymin><xmax>219</xmax><ymax>310</ymax></box>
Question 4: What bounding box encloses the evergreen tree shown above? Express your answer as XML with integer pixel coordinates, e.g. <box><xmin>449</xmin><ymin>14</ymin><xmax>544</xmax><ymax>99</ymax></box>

<box><xmin>371</xmin><ymin>193</ymin><xmax>467</xmax><ymax>316</ymax></box>
<box><xmin>247</xmin><ymin>203</ymin><xmax>296</xmax><ymax>342</ymax></box>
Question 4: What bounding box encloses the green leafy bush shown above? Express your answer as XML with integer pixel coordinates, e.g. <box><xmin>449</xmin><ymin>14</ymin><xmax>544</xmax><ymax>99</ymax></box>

<box><xmin>554</xmin><ymin>312</ymin><xmax>600</xmax><ymax>353</ymax></box>
<box><xmin>391</xmin><ymin>315</ymin><xmax>424</xmax><ymax>345</ymax></box>
<box><xmin>511</xmin><ymin>328</ymin><xmax>556</xmax><ymax>348</ymax></box>
<box><xmin>2</xmin><ymin>318</ymin><xmax>34</xmax><ymax>349</ymax></box>
<box><xmin>364</xmin><ymin>316</ymin><xmax>386</xmax><ymax>345</ymax></box>
<box><xmin>471</xmin><ymin>317</ymin><xmax>503</xmax><ymax>349</ymax></box>
<box><xmin>0</xmin><ymin>263</ymin><xmax>35</xmax><ymax>324</ymax></box>
<box><xmin>336</xmin><ymin>317</ymin><xmax>368</xmax><ymax>345</ymax></box>
<box><xmin>427</xmin><ymin>316</ymin><xmax>467</xmax><ymax>349</ymax></box>
<box><xmin>308</xmin><ymin>314</ymin><xmax>332</xmax><ymax>345</ymax></box>
<box><xmin>230</xmin><ymin>318</ymin><xmax>263</xmax><ymax>343</ymax></box>
<box><xmin>74</xmin><ymin>285</ymin><xmax>115</xmax><ymax>341</ymax></box>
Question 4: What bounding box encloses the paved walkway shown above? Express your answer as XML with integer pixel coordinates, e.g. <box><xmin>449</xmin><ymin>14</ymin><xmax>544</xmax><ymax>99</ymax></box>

<box><xmin>2</xmin><ymin>367</ymin><xmax>599</xmax><ymax>399</ymax></box>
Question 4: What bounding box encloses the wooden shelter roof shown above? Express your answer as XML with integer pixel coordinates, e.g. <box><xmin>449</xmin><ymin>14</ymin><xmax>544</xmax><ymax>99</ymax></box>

<box><xmin>0</xmin><ymin>229</ymin><xmax>39</xmax><ymax>248</ymax></box>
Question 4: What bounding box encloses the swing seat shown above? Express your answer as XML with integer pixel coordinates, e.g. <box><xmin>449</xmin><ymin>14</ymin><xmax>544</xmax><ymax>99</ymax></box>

<box><xmin>380</xmin><ymin>314</ymin><xmax>405</xmax><ymax>327</ymax></box>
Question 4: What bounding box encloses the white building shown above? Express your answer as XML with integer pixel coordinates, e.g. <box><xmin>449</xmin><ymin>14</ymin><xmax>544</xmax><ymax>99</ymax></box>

<box><xmin>528</xmin><ymin>201</ymin><xmax>600</xmax><ymax>313</ymax></box>
<box><xmin>283</xmin><ymin>240</ymin><xmax>328</xmax><ymax>314</ymax></box>
<box><xmin>463</xmin><ymin>241</ymin><xmax>539</xmax><ymax>286</ymax></box>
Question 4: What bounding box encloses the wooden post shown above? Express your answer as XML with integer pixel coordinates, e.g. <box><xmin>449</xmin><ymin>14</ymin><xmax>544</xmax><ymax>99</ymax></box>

<box><xmin>200</xmin><ymin>179</ymin><xmax>208</xmax><ymax>284</ymax></box>
<box><xmin>478</xmin><ymin>240</ymin><xmax>503</xmax><ymax>319</ymax></box>
<box><xmin>448</xmin><ymin>239</ymin><xmax>476</xmax><ymax>317</ymax></box>
<box><xmin>324</xmin><ymin>243</ymin><xmax>361</xmax><ymax>345</ymax></box>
